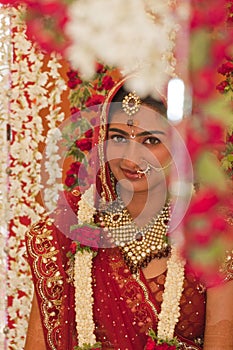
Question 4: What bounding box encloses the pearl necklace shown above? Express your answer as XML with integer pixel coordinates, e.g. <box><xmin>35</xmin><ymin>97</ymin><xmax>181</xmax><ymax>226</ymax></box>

<box><xmin>99</xmin><ymin>198</ymin><xmax>171</xmax><ymax>273</ymax></box>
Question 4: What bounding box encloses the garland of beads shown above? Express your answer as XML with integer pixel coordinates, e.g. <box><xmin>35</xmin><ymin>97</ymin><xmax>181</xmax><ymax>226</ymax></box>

<box><xmin>74</xmin><ymin>186</ymin><xmax>185</xmax><ymax>348</ymax></box>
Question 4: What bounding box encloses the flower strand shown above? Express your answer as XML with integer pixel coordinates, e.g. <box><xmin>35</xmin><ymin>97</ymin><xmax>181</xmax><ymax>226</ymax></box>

<box><xmin>157</xmin><ymin>247</ymin><xmax>185</xmax><ymax>340</ymax></box>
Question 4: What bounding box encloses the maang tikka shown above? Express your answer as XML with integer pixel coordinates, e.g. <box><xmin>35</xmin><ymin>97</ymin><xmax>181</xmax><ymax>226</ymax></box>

<box><xmin>122</xmin><ymin>91</ymin><xmax>141</xmax><ymax>139</ymax></box>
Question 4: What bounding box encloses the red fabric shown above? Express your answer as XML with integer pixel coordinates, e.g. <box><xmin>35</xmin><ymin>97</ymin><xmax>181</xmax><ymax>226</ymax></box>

<box><xmin>93</xmin><ymin>248</ymin><xmax>204</xmax><ymax>349</ymax></box>
<box><xmin>26</xmin><ymin>216</ymin><xmax>204</xmax><ymax>349</ymax></box>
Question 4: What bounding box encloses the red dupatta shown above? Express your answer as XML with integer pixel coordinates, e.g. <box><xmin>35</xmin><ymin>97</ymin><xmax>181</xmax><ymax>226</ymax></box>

<box><xmin>26</xmin><ymin>207</ymin><xmax>203</xmax><ymax>349</ymax></box>
<box><xmin>92</xmin><ymin>248</ymin><xmax>203</xmax><ymax>350</ymax></box>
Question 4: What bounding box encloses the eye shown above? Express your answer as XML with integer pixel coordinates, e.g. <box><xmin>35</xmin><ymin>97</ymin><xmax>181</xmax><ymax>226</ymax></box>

<box><xmin>110</xmin><ymin>135</ymin><xmax>128</xmax><ymax>143</ymax></box>
<box><xmin>144</xmin><ymin>137</ymin><xmax>161</xmax><ymax>145</ymax></box>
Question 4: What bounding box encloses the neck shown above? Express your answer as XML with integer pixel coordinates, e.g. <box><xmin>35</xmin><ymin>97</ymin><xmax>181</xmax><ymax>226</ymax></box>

<box><xmin>119</xmin><ymin>187</ymin><xmax>168</xmax><ymax>227</ymax></box>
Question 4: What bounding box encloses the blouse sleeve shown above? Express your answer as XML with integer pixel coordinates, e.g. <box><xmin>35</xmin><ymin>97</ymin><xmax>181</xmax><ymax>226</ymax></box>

<box><xmin>204</xmin><ymin>279</ymin><xmax>233</xmax><ymax>350</ymax></box>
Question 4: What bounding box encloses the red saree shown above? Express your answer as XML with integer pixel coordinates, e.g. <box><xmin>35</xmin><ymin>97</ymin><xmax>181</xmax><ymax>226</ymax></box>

<box><xmin>26</xmin><ymin>204</ymin><xmax>205</xmax><ymax>350</ymax></box>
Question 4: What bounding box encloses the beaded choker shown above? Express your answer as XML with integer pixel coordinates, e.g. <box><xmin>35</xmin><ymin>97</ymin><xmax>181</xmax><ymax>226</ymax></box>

<box><xmin>99</xmin><ymin>198</ymin><xmax>171</xmax><ymax>273</ymax></box>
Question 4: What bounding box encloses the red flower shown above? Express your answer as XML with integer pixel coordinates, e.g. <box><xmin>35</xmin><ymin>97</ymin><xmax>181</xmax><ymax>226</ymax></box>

<box><xmin>71</xmin><ymin>226</ymin><xmax>101</xmax><ymax>249</ymax></box>
<box><xmin>69</xmin><ymin>161</ymin><xmax>82</xmax><ymax>173</ymax></box>
<box><xmin>145</xmin><ymin>337</ymin><xmax>156</xmax><ymax>350</ymax></box>
<box><xmin>65</xmin><ymin>174</ymin><xmax>76</xmax><ymax>187</ymax></box>
<box><xmin>76</xmin><ymin>138</ymin><xmax>92</xmax><ymax>152</ymax></box>
<box><xmin>216</xmin><ymin>80</ymin><xmax>229</xmax><ymax>93</ymax></box>
<box><xmin>186</xmin><ymin>189</ymin><xmax>219</xmax><ymax>215</ymax></box>
<box><xmin>100</xmin><ymin>75</ymin><xmax>115</xmax><ymax>90</ymax></box>
<box><xmin>145</xmin><ymin>337</ymin><xmax>177</xmax><ymax>350</ymax></box>
<box><xmin>156</xmin><ymin>344</ymin><xmax>176</xmax><ymax>350</ymax></box>
<box><xmin>192</xmin><ymin>67</ymin><xmax>216</xmax><ymax>99</ymax></box>
<box><xmin>0</xmin><ymin>0</ymin><xmax>19</xmax><ymax>4</ymax></box>
<box><xmin>65</xmin><ymin>162</ymin><xmax>88</xmax><ymax>188</ymax></box>
<box><xmin>70</xmin><ymin>241</ymin><xmax>77</xmax><ymax>254</ymax></box>
<box><xmin>186</xmin><ymin>126</ymin><xmax>204</xmax><ymax>161</ymax></box>
<box><xmin>227</xmin><ymin>133</ymin><xmax>233</xmax><ymax>143</ymax></box>
<box><xmin>186</xmin><ymin>119</ymin><xmax>225</xmax><ymax>161</ymax></box>
<box><xmin>191</xmin><ymin>0</ymin><xmax>227</xmax><ymax>28</ymax></box>
<box><xmin>204</xmin><ymin>119</ymin><xmax>225</xmax><ymax>147</ymax></box>
<box><xmin>71</xmin><ymin>162</ymin><xmax>88</xmax><ymax>176</ymax></box>
<box><xmin>218</xmin><ymin>61</ymin><xmax>233</xmax><ymax>76</ymax></box>
<box><xmin>95</xmin><ymin>62</ymin><xmax>107</xmax><ymax>74</ymax></box>
<box><xmin>67</xmin><ymin>70</ymin><xmax>82</xmax><ymax>89</ymax></box>
<box><xmin>84</xmin><ymin>128</ymin><xmax>93</xmax><ymax>139</ymax></box>
<box><xmin>25</xmin><ymin>1</ymin><xmax>70</xmax><ymax>54</ymax></box>
<box><xmin>85</xmin><ymin>94</ymin><xmax>105</xmax><ymax>110</ymax></box>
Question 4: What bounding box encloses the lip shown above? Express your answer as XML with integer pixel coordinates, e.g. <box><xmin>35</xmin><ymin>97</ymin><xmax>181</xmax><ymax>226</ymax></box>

<box><xmin>121</xmin><ymin>167</ymin><xmax>143</xmax><ymax>180</ymax></box>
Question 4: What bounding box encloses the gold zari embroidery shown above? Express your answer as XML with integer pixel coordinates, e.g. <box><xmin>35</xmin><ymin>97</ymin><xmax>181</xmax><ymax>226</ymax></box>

<box><xmin>220</xmin><ymin>250</ymin><xmax>233</xmax><ymax>281</ymax></box>
<box><xmin>26</xmin><ymin>216</ymin><xmax>64</xmax><ymax>350</ymax></box>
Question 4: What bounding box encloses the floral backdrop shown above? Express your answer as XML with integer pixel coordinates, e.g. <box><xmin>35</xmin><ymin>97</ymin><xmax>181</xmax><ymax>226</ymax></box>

<box><xmin>0</xmin><ymin>0</ymin><xmax>232</xmax><ymax>349</ymax></box>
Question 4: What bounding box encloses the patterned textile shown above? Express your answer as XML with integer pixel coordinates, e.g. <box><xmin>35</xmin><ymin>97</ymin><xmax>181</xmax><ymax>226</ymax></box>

<box><xmin>26</xmin><ymin>207</ymin><xmax>205</xmax><ymax>350</ymax></box>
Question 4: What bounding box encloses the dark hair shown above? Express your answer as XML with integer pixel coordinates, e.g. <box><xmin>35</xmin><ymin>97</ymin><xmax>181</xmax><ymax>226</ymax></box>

<box><xmin>108</xmin><ymin>86</ymin><xmax>167</xmax><ymax>121</ymax></box>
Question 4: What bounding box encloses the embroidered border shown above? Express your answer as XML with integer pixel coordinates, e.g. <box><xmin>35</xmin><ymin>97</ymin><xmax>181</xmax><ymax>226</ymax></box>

<box><xmin>26</xmin><ymin>216</ymin><xmax>65</xmax><ymax>350</ymax></box>
<box><xmin>220</xmin><ymin>250</ymin><xmax>233</xmax><ymax>282</ymax></box>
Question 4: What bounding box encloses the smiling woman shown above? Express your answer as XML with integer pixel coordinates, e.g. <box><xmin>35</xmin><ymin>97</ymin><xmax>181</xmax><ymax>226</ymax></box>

<box><xmin>24</xmin><ymin>78</ymin><xmax>233</xmax><ymax>350</ymax></box>
<box><xmin>106</xmin><ymin>89</ymin><xmax>172</xmax><ymax>228</ymax></box>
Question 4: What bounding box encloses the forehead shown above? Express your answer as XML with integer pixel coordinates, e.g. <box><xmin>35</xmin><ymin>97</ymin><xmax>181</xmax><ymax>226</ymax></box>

<box><xmin>109</xmin><ymin>104</ymin><xmax>169</xmax><ymax>131</ymax></box>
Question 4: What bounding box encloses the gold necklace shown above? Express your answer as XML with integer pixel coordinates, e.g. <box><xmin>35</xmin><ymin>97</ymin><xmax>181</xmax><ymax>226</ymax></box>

<box><xmin>99</xmin><ymin>198</ymin><xmax>171</xmax><ymax>273</ymax></box>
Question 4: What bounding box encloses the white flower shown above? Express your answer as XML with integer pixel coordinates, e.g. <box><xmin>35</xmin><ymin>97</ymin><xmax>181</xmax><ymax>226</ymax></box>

<box><xmin>66</xmin><ymin>0</ymin><xmax>178</xmax><ymax>94</ymax></box>
<box><xmin>2</xmin><ymin>6</ymin><xmax>66</xmax><ymax>348</ymax></box>
<box><xmin>157</xmin><ymin>246</ymin><xmax>185</xmax><ymax>339</ymax></box>
<box><xmin>78</xmin><ymin>185</ymin><xmax>96</xmax><ymax>225</ymax></box>
<box><xmin>74</xmin><ymin>250</ymin><xmax>97</xmax><ymax>346</ymax></box>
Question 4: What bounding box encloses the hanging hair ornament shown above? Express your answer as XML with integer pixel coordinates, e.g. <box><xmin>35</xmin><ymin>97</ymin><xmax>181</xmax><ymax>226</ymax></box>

<box><xmin>122</xmin><ymin>91</ymin><xmax>141</xmax><ymax>139</ymax></box>
<box><xmin>122</xmin><ymin>91</ymin><xmax>141</xmax><ymax>117</ymax></box>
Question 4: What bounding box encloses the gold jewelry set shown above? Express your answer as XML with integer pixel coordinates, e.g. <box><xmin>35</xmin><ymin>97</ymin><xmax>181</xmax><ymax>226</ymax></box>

<box><xmin>97</xmin><ymin>91</ymin><xmax>170</xmax><ymax>273</ymax></box>
<box><xmin>99</xmin><ymin>198</ymin><xmax>171</xmax><ymax>274</ymax></box>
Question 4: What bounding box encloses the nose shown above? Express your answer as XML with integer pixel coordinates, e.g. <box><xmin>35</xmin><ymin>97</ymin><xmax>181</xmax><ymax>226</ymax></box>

<box><xmin>122</xmin><ymin>140</ymin><xmax>144</xmax><ymax>169</ymax></box>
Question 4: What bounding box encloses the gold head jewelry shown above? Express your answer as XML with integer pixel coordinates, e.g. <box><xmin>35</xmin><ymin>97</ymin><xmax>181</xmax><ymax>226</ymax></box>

<box><xmin>122</xmin><ymin>91</ymin><xmax>141</xmax><ymax>139</ymax></box>
<box><xmin>122</xmin><ymin>91</ymin><xmax>141</xmax><ymax>116</ymax></box>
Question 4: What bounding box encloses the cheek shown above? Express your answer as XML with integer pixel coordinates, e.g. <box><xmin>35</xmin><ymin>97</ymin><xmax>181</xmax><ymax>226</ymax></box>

<box><xmin>106</xmin><ymin>142</ymin><xmax>124</xmax><ymax>162</ymax></box>
<box><xmin>151</xmin><ymin>144</ymin><xmax>171</xmax><ymax>163</ymax></box>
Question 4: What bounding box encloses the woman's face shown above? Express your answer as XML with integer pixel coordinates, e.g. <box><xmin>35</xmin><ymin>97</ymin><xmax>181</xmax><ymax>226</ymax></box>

<box><xmin>106</xmin><ymin>104</ymin><xmax>172</xmax><ymax>195</ymax></box>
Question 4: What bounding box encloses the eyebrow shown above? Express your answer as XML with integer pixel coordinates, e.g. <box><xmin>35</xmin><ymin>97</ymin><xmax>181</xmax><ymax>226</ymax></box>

<box><xmin>108</xmin><ymin>127</ymin><xmax>166</xmax><ymax>137</ymax></box>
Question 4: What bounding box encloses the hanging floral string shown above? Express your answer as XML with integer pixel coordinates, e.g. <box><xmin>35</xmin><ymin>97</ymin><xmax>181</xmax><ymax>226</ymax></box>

<box><xmin>7</xmin><ymin>5</ymin><xmax>67</xmax><ymax>348</ymax></box>
<box><xmin>68</xmin><ymin>186</ymin><xmax>185</xmax><ymax>350</ymax></box>
<box><xmin>43</xmin><ymin>53</ymin><xmax>67</xmax><ymax>211</ymax></box>
<box><xmin>63</xmin><ymin>64</ymin><xmax>120</xmax><ymax>191</ymax></box>
<box><xmin>0</xmin><ymin>5</ymin><xmax>12</xmax><ymax>348</ymax></box>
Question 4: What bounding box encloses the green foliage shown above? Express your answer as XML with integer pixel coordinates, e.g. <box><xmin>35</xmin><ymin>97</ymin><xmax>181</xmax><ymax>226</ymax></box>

<box><xmin>74</xmin><ymin>342</ymin><xmax>102</xmax><ymax>350</ymax></box>
<box><xmin>190</xmin><ymin>29</ymin><xmax>211</xmax><ymax>70</ymax></box>
<box><xmin>196</xmin><ymin>152</ymin><xmax>227</xmax><ymax>190</ymax></box>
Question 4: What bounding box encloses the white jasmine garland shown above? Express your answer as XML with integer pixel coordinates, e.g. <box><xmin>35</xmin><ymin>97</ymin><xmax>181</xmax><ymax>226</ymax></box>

<box><xmin>75</xmin><ymin>187</ymin><xmax>185</xmax><ymax>347</ymax></box>
<box><xmin>157</xmin><ymin>246</ymin><xmax>185</xmax><ymax>340</ymax></box>
<box><xmin>6</xmin><ymin>6</ymin><xmax>66</xmax><ymax>348</ymax></box>
<box><xmin>74</xmin><ymin>250</ymin><xmax>97</xmax><ymax>347</ymax></box>
<box><xmin>7</xmin><ymin>7</ymin><xmax>46</xmax><ymax>348</ymax></box>
<box><xmin>77</xmin><ymin>185</ymin><xmax>96</xmax><ymax>225</ymax></box>
<box><xmin>44</xmin><ymin>53</ymin><xmax>67</xmax><ymax>211</ymax></box>
<box><xmin>0</xmin><ymin>6</ymin><xmax>11</xmax><ymax>348</ymax></box>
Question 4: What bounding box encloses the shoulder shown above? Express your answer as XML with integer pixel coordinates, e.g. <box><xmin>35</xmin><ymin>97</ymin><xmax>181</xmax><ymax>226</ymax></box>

<box><xmin>26</xmin><ymin>189</ymin><xmax>81</xmax><ymax>258</ymax></box>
